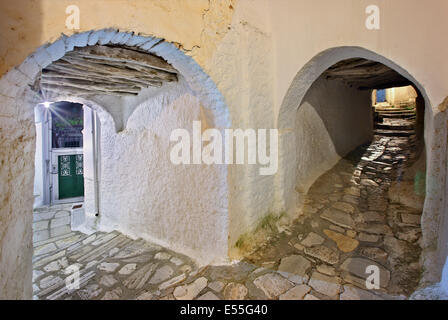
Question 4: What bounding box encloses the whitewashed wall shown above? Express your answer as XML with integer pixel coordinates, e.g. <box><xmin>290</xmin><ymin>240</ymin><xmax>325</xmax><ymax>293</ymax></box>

<box><xmin>295</xmin><ymin>76</ymin><xmax>372</xmax><ymax>194</ymax></box>
<box><xmin>33</xmin><ymin>106</ymin><xmax>46</xmax><ymax>208</ymax></box>
<box><xmin>95</xmin><ymin>79</ymin><xmax>229</xmax><ymax>265</ymax></box>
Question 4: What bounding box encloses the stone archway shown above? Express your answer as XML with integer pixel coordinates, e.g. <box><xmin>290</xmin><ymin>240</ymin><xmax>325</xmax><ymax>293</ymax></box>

<box><xmin>0</xmin><ymin>30</ymin><xmax>231</xmax><ymax>299</ymax></box>
<box><xmin>274</xmin><ymin>46</ymin><xmax>444</xmax><ymax>289</ymax></box>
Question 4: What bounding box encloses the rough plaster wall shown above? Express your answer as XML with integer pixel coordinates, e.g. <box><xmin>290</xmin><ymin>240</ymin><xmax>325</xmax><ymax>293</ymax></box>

<box><xmin>295</xmin><ymin>77</ymin><xmax>373</xmax><ymax>195</ymax></box>
<box><xmin>0</xmin><ymin>89</ymin><xmax>36</xmax><ymax>299</ymax></box>
<box><xmin>96</xmin><ymin>79</ymin><xmax>228</xmax><ymax>265</ymax></box>
<box><xmin>423</xmin><ymin>100</ymin><xmax>448</xmax><ymax>284</ymax></box>
<box><xmin>267</xmin><ymin>1</ymin><xmax>448</xmax><ymax>284</ymax></box>
<box><xmin>81</xmin><ymin>106</ymin><xmax>97</xmax><ymax>220</ymax></box>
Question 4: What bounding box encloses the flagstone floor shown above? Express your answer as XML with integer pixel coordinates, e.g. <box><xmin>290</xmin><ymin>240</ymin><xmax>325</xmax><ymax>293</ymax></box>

<box><xmin>33</xmin><ymin>118</ymin><xmax>423</xmax><ymax>300</ymax></box>
<box><xmin>243</xmin><ymin>133</ymin><xmax>423</xmax><ymax>300</ymax></box>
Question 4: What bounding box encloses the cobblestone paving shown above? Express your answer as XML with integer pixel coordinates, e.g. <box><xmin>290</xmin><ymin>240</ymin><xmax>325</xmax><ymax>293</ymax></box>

<box><xmin>33</xmin><ymin>207</ymin><xmax>199</xmax><ymax>300</ymax></box>
<box><xmin>33</xmin><ymin>116</ymin><xmax>422</xmax><ymax>300</ymax></box>
<box><xmin>242</xmin><ymin>133</ymin><xmax>422</xmax><ymax>300</ymax></box>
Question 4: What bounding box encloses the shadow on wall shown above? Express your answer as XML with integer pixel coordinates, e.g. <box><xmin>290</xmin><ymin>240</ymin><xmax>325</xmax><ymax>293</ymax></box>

<box><xmin>0</xmin><ymin>0</ymin><xmax>43</xmax><ymax>75</ymax></box>
<box><xmin>295</xmin><ymin>74</ymin><xmax>373</xmax><ymax>193</ymax></box>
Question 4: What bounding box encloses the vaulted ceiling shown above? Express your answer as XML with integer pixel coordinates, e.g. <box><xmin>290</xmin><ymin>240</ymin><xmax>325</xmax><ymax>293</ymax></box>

<box><xmin>35</xmin><ymin>45</ymin><xmax>178</xmax><ymax>97</ymax></box>
<box><xmin>323</xmin><ymin>58</ymin><xmax>412</xmax><ymax>90</ymax></box>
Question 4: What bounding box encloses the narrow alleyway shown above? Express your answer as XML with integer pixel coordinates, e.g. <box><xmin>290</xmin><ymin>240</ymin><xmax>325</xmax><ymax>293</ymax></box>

<box><xmin>33</xmin><ymin>105</ymin><xmax>423</xmax><ymax>300</ymax></box>
<box><xmin>243</xmin><ymin>121</ymin><xmax>422</xmax><ymax>299</ymax></box>
<box><xmin>241</xmin><ymin>104</ymin><xmax>423</xmax><ymax>299</ymax></box>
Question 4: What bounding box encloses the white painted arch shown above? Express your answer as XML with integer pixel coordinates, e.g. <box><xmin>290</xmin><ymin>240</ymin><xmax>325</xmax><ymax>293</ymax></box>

<box><xmin>274</xmin><ymin>46</ymin><xmax>446</xmax><ymax>286</ymax></box>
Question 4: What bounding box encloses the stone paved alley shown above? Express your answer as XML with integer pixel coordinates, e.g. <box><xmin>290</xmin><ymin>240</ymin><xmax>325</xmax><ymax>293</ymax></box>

<box><xmin>33</xmin><ymin>106</ymin><xmax>423</xmax><ymax>300</ymax></box>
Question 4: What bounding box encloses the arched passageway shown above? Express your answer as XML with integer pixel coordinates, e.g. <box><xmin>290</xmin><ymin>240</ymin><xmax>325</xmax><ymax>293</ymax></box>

<box><xmin>238</xmin><ymin>48</ymin><xmax>430</xmax><ymax>298</ymax></box>
<box><xmin>0</xmin><ymin>30</ymin><xmax>231</xmax><ymax>299</ymax></box>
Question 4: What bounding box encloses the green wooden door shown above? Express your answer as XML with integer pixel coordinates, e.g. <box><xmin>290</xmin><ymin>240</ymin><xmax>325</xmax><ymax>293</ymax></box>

<box><xmin>58</xmin><ymin>154</ymin><xmax>84</xmax><ymax>199</ymax></box>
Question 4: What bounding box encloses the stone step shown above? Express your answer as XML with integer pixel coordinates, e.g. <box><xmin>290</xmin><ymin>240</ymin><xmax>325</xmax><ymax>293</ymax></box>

<box><xmin>376</xmin><ymin>109</ymin><xmax>415</xmax><ymax>114</ymax></box>
<box><xmin>374</xmin><ymin>129</ymin><xmax>415</xmax><ymax>137</ymax></box>
<box><xmin>375</xmin><ymin>123</ymin><xmax>414</xmax><ymax>131</ymax></box>
<box><xmin>377</xmin><ymin>113</ymin><xmax>416</xmax><ymax>119</ymax></box>
<box><xmin>373</xmin><ymin>106</ymin><xmax>413</xmax><ymax>112</ymax></box>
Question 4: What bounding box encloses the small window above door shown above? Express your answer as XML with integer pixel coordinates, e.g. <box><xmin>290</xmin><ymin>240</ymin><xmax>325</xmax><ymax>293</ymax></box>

<box><xmin>50</xmin><ymin>102</ymin><xmax>84</xmax><ymax>149</ymax></box>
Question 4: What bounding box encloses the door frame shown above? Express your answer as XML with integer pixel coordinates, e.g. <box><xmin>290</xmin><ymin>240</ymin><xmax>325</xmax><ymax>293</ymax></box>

<box><xmin>47</xmin><ymin>104</ymin><xmax>85</xmax><ymax>205</ymax></box>
<box><xmin>34</xmin><ymin>103</ymin><xmax>99</xmax><ymax>208</ymax></box>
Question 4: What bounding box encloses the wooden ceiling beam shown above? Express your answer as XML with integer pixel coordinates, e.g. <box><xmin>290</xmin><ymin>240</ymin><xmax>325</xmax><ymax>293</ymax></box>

<box><xmin>323</xmin><ymin>58</ymin><xmax>413</xmax><ymax>90</ymax></box>
<box><xmin>42</xmin><ymin>84</ymin><xmax>139</xmax><ymax>97</ymax></box>
<box><xmin>42</xmin><ymin>70</ymin><xmax>158</xmax><ymax>88</ymax></box>
<box><xmin>357</xmin><ymin>80</ymin><xmax>413</xmax><ymax>90</ymax></box>
<box><xmin>69</xmin><ymin>45</ymin><xmax>178</xmax><ymax>74</ymax></box>
<box><xmin>60</xmin><ymin>55</ymin><xmax>177</xmax><ymax>81</ymax></box>
<box><xmin>38</xmin><ymin>44</ymin><xmax>178</xmax><ymax>97</ymax></box>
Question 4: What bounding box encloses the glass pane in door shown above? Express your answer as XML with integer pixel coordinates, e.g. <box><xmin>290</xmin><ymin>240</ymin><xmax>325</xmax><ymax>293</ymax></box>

<box><xmin>51</xmin><ymin>102</ymin><xmax>84</xmax><ymax>149</ymax></box>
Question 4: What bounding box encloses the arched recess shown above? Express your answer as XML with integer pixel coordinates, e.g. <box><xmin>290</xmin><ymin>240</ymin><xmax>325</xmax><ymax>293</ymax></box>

<box><xmin>0</xmin><ymin>30</ymin><xmax>231</xmax><ymax>299</ymax></box>
<box><xmin>275</xmin><ymin>46</ymin><xmax>443</xmax><ymax>287</ymax></box>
